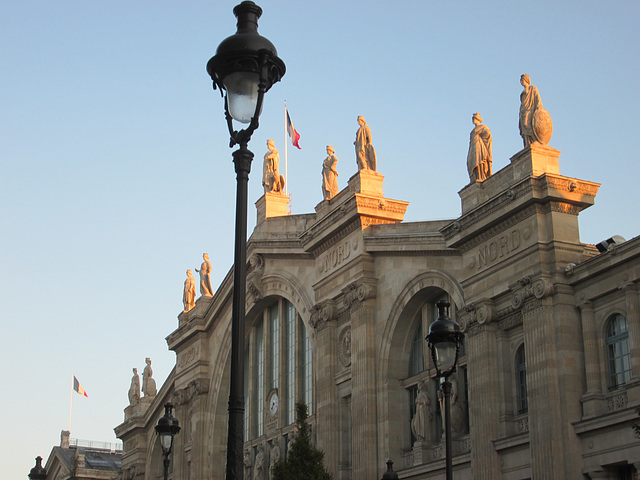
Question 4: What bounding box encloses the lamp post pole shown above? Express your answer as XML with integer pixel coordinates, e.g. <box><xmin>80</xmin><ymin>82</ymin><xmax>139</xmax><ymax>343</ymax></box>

<box><xmin>206</xmin><ymin>3</ymin><xmax>285</xmax><ymax>479</ymax></box>
<box><xmin>442</xmin><ymin>378</ymin><xmax>453</xmax><ymax>480</ymax></box>
<box><xmin>427</xmin><ymin>301</ymin><xmax>464</xmax><ymax>480</ymax></box>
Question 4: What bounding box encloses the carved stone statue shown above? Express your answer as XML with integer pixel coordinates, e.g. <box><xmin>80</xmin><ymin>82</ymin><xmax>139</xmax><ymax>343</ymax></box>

<box><xmin>321</xmin><ymin>145</ymin><xmax>339</xmax><ymax>200</ymax></box>
<box><xmin>466</xmin><ymin>113</ymin><xmax>493</xmax><ymax>182</ymax></box>
<box><xmin>411</xmin><ymin>380</ymin><xmax>432</xmax><ymax>442</ymax></box>
<box><xmin>142</xmin><ymin>357</ymin><xmax>157</xmax><ymax>397</ymax></box>
<box><xmin>263</xmin><ymin>139</ymin><xmax>285</xmax><ymax>194</ymax></box>
<box><xmin>128</xmin><ymin>368</ymin><xmax>140</xmax><ymax>404</ymax></box>
<box><xmin>253</xmin><ymin>444</ymin><xmax>265</xmax><ymax>480</ymax></box>
<box><xmin>450</xmin><ymin>377</ymin><xmax>466</xmax><ymax>436</ymax></box>
<box><xmin>195</xmin><ymin>253</ymin><xmax>213</xmax><ymax>297</ymax></box>
<box><xmin>269</xmin><ymin>440</ymin><xmax>280</xmax><ymax>473</ymax></box>
<box><xmin>354</xmin><ymin>116</ymin><xmax>377</xmax><ymax>171</ymax></box>
<box><xmin>243</xmin><ymin>448</ymin><xmax>252</xmax><ymax>479</ymax></box>
<box><xmin>519</xmin><ymin>74</ymin><xmax>553</xmax><ymax>146</ymax></box>
<box><xmin>183</xmin><ymin>269</ymin><xmax>196</xmax><ymax>312</ymax></box>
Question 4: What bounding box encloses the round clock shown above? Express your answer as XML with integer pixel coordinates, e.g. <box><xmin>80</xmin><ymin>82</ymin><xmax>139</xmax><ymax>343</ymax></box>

<box><xmin>269</xmin><ymin>391</ymin><xmax>279</xmax><ymax>415</ymax></box>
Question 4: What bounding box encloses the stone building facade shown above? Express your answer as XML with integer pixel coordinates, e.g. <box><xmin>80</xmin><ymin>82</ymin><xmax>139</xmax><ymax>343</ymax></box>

<box><xmin>115</xmin><ymin>144</ymin><xmax>640</xmax><ymax>479</ymax></box>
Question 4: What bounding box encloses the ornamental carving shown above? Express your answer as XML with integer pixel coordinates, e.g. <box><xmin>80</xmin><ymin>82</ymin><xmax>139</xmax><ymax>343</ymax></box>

<box><xmin>509</xmin><ymin>275</ymin><xmax>553</xmax><ymax>310</ymax></box>
<box><xmin>341</xmin><ymin>281</ymin><xmax>376</xmax><ymax>311</ymax></box>
<box><xmin>246</xmin><ymin>253</ymin><xmax>265</xmax><ymax>304</ymax></box>
<box><xmin>172</xmin><ymin>379</ymin><xmax>210</xmax><ymax>406</ymax></box>
<box><xmin>459</xmin><ymin>300</ymin><xmax>495</xmax><ymax>332</ymax></box>
<box><xmin>338</xmin><ymin>327</ymin><xmax>352</xmax><ymax>367</ymax></box>
<box><xmin>310</xmin><ymin>300</ymin><xmax>336</xmax><ymax>333</ymax></box>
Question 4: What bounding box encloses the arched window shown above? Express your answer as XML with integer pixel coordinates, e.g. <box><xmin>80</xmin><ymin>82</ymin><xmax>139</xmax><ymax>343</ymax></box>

<box><xmin>606</xmin><ymin>314</ymin><xmax>631</xmax><ymax>390</ymax></box>
<box><xmin>245</xmin><ymin>298</ymin><xmax>313</xmax><ymax>440</ymax></box>
<box><xmin>516</xmin><ymin>344</ymin><xmax>527</xmax><ymax>414</ymax></box>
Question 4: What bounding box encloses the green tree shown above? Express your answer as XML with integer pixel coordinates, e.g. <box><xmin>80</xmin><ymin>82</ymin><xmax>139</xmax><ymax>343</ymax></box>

<box><xmin>271</xmin><ymin>403</ymin><xmax>332</xmax><ymax>480</ymax></box>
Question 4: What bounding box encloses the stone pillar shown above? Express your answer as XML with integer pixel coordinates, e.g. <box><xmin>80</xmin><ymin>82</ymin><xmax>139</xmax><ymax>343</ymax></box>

<box><xmin>466</xmin><ymin>321</ymin><xmax>502</xmax><ymax>479</ymax></box>
<box><xmin>345</xmin><ymin>284</ymin><xmax>378</xmax><ymax>479</ymax></box>
<box><xmin>579</xmin><ymin>301</ymin><xmax>603</xmax><ymax>418</ymax></box>
<box><xmin>579</xmin><ymin>302</ymin><xmax>601</xmax><ymax>395</ymax></box>
<box><xmin>622</xmin><ymin>284</ymin><xmax>640</xmax><ymax>378</ymax></box>
<box><xmin>310</xmin><ymin>301</ymin><xmax>339</xmax><ymax>478</ymax></box>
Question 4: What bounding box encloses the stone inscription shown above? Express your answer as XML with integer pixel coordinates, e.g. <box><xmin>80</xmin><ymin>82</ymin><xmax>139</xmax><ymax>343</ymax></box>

<box><xmin>475</xmin><ymin>229</ymin><xmax>521</xmax><ymax>270</ymax></box>
<box><xmin>320</xmin><ymin>240</ymin><xmax>352</xmax><ymax>274</ymax></box>
<box><xmin>178</xmin><ymin>345</ymin><xmax>199</xmax><ymax>369</ymax></box>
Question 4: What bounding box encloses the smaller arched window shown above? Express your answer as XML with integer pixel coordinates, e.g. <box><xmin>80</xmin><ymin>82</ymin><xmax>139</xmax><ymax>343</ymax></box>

<box><xmin>515</xmin><ymin>344</ymin><xmax>527</xmax><ymax>414</ymax></box>
<box><xmin>606</xmin><ymin>314</ymin><xmax>631</xmax><ymax>390</ymax></box>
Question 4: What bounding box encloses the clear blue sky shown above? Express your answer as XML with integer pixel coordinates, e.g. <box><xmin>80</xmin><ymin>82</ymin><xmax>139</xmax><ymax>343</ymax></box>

<box><xmin>1</xmin><ymin>1</ymin><xmax>638</xmax><ymax>477</ymax></box>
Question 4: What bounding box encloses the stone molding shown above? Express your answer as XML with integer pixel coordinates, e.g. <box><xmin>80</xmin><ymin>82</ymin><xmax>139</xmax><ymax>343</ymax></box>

<box><xmin>456</xmin><ymin>204</ymin><xmax>535</xmax><ymax>253</ymax></box>
<box><xmin>442</xmin><ymin>181</ymin><xmax>531</xmax><ymax>241</ymax></box>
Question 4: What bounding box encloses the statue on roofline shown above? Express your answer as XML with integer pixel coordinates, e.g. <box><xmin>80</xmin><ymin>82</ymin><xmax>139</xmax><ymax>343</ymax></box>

<box><xmin>519</xmin><ymin>74</ymin><xmax>553</xmax><ymax>147</ymax></box>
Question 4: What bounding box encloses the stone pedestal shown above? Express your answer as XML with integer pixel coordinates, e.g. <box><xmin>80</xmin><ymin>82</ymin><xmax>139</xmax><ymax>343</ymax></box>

<box><xmin>256</xmin><ymin>192</ymin><xmax>290</xmax><ymax>224</ymax></box>
<box><xmin>510</xmin><ymin>144</ymin><xmax>560</xmax><ymax>181</ymax></box>
<box><xmin>348</xmin><ymin>169</ymin><xmax>384</xmax><ymax>196</ymax></box>
<box><xmin>124</xmin><ymin>396</ymin><xmax>153</xmax><ymax>420</ymax></box>
<box><xmin>412</xmin><ymin>441</ymin><xmax>430</xmax><ymax>465</ymax></box>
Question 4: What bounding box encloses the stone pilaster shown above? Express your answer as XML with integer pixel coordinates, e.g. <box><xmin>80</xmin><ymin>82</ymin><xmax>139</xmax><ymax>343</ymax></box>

<box><xmin>622</xmin><ymin>283</ymin><xmax>640</xmax><ymax>378</ymax></box>
<box><xmin>465</xmin><ymin>311</ymin><xmax>502</xmax><ymax>479</ymax></box>
<box><xmin>342</xmin><ymin>281</ymin><xmax>378</xmax><ymax>479</ymax></box>
<box><xmin>310</xmin><ymin>300</ymin><xmax>339</xmax><ymax>478</ymax></box>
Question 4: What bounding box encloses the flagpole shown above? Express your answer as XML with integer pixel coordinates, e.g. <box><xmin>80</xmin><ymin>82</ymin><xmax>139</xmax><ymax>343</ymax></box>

<box><xmin>284</xmin><ymin>101</ymin><xmax>288</xmax><ymax>196</ymax></box>
<box><xmin>69</xmin><ymin>373</ymin><xmax>74</xmax><ymax>433</ymax></box>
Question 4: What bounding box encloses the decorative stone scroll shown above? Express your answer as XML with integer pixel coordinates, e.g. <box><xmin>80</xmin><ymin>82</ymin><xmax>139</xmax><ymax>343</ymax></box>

<box><xmin>309</xmin><ymin>300</ymin><xmax>337</xmax><ymax>333</ymax></box>
<box><xmin>458</xmin><ymin>299</ymin><xmax>495</xmax><ymax>335</ymax></box>
<box><xmin>509</xmin><ymin>275</ymin><xmax>554</xmax><ymax>310</ymax></box>
<box><xmin>341</xmin><ymin>280</ymin><xmax>376</xmax><ymax>312</ymax></box>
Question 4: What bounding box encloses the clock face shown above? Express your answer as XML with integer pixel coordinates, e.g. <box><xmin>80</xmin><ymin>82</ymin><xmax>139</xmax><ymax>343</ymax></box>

<box><xmin>269</xmin><ymin>392</ymin><xmax>279</xmax><ymax>415</ymax></box>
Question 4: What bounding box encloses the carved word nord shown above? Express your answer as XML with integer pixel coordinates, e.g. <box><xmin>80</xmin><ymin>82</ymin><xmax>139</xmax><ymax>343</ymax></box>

<box><xmin>476</xmin><ymin>230</ymin><xmax>521</xmax><ymax>270</ymax></box>
<box><xmin>320</xmin><ymin>240</ymin><xmax>352</xmax><ymax>274</ymax></box>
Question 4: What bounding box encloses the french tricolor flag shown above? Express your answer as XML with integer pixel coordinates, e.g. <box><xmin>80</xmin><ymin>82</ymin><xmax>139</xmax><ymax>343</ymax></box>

<box><xmin>286</xmin><ymin>107</ymin><xmax>301</xmax><ymax>149</ymax></box>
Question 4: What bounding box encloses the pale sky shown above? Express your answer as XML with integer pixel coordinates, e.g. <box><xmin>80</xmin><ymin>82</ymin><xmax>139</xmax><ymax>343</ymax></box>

<box><xmin>1</xmin><ymin>1</ymin><xmax>639</xmax><ymax>477</ymax></box>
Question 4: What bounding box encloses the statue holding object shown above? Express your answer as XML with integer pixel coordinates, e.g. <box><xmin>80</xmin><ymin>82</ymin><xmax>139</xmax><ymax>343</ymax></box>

<box><xmin>263</xmin><ymin>139</ymin><xmax>285</xmax><ymax>194</ymax></box>
<box><xmin>519</xmin><ymin>74</ymin><xmax>553</xmax><ymax>147</ymax></box>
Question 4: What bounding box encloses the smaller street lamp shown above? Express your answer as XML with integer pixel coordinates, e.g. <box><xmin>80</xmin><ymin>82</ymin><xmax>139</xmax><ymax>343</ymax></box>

<box><xmin>155</xmin><ymin>402</ymin><xmax>181</xmax><ymax>480</ymax></box>
<box><xmin>28</xmin><ymin>456</ymin><xmax>47</xmax><ymax>480</ymax></box>
<box><xmin>426</xmin><ymin>301</ymin><xmax>464</xmax><ymax>480</ymax></box>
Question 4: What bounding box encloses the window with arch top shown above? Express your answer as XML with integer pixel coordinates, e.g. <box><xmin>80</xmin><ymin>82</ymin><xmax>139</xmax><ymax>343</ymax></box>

<box><xmin>606</xmin><ymin>313</ymin><xmax>631</xmax><ymax>391</ymax></box>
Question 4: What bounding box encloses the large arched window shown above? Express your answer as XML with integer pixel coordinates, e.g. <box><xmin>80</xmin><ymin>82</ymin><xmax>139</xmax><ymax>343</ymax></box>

<box><xmin>606</xmin><ymin>314</ymin><xmax>631</xmax><ymax>391</ymax></box>
<box><xmin>404</xmin><ymin>293</ymin><xmax>469</xmax><ymax>447</ymax></box>
<box><xmin>245</xmin><ymin>298</ymin><xmax>313</xmax><ymax>440</ymax></box>
<box><xmin>515</xmin><ymin>344</ymin><xmax>527</xmax><ymax>414</ymax></box>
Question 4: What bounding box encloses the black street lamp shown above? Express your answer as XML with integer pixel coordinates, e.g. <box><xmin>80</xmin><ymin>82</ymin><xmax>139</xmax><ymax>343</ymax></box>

<box><xmin>155</xmin><ymin>402</ymin><xmax>181</xmax><ymax>480</ymax></box>
<box><xmin>28</xmin><ymin>456</ymin><xmax>47</xmax><ymax>480</ymax></box>
<box><xmin>206</xmin><ymin>2</ymin><xmax>285</xmax><ymax>479</ymax></box>
<box><xmin>426</xmin><ymin>301</ymin><xmax>464</xmax><ymax>480</ymax></box>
